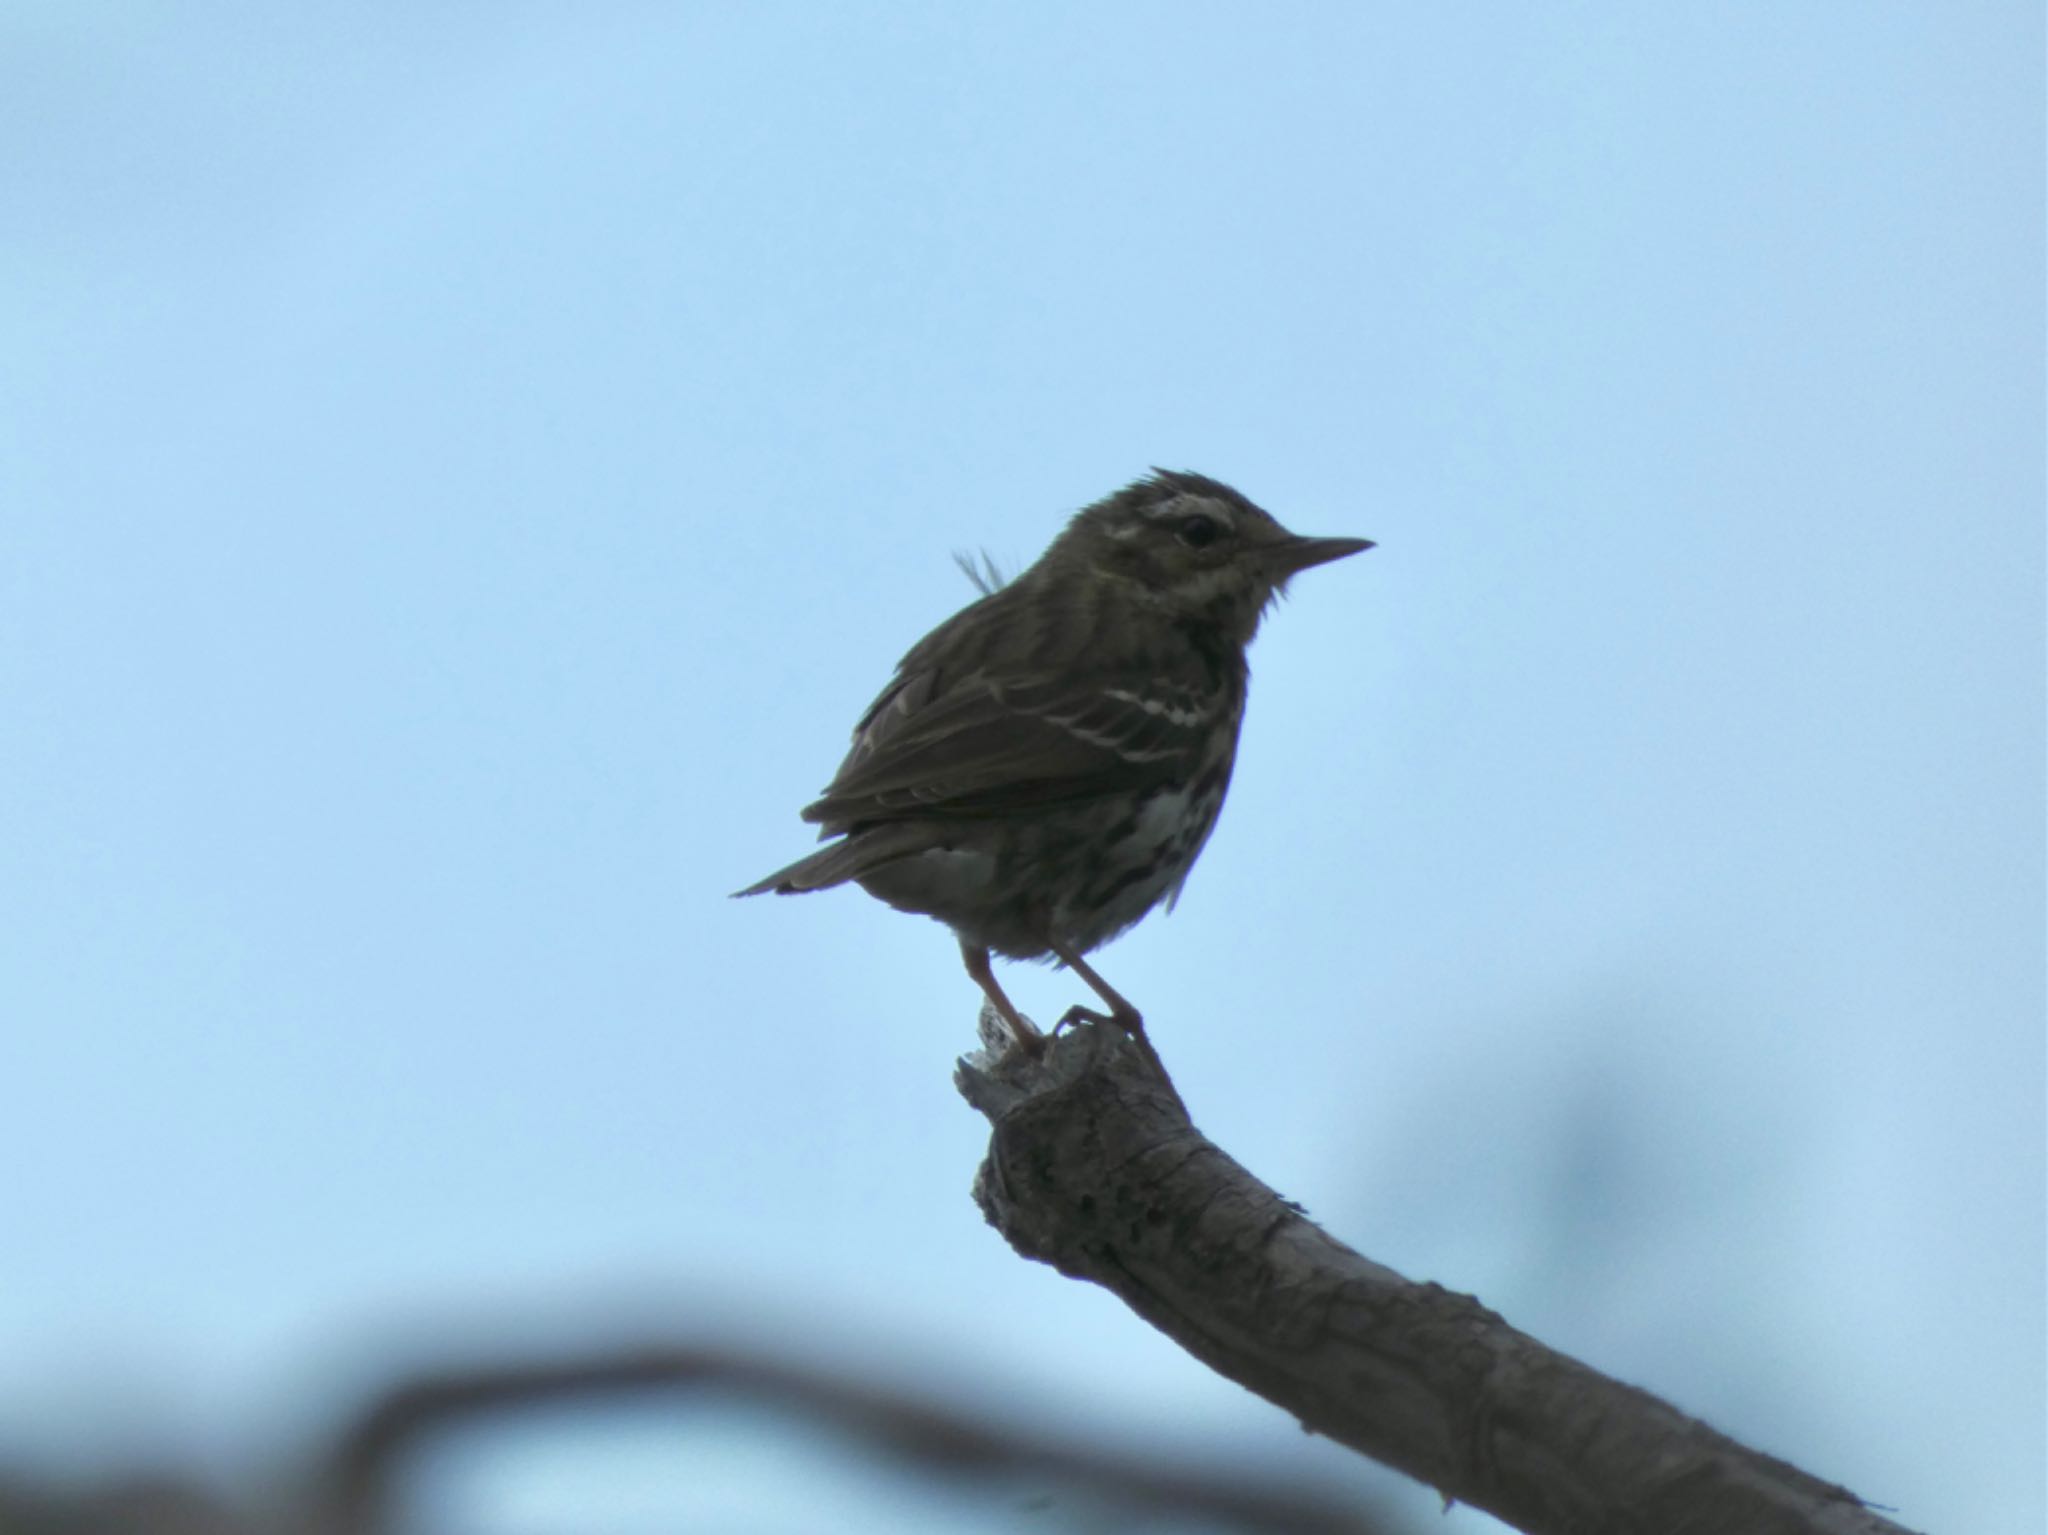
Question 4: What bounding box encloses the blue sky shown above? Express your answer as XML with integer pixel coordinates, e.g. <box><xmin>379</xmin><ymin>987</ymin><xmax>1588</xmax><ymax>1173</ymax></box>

<box><xmin>2</xmin><ymin>6</ymin><xmax>2040</xmax><ymax>1532</ymax></box>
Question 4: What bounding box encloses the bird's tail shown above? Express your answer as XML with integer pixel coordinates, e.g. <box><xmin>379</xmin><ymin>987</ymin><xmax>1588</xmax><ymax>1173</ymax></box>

<box><xmin>731</xmin><ymin>826</ymin><xmax>929</xmax><ymax>898</ymax></box>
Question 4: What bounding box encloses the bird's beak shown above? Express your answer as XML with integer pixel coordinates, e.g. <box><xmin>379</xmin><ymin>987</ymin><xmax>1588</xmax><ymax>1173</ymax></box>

<box><xmin>1264</xmin><ymin>534</ymin><xmax>1375</xmax><ymax>577</ymax></box>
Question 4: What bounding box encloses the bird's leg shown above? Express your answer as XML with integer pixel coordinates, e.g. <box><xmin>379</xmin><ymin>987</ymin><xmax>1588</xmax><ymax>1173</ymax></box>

<box><xmin>1050</xmin><ymin>941</ymin><xmax>1174</xmax><ymax>1087</ymax></box>
<box><xmin>1049</xmin><ymin>942</ymin><xmax>1140</xmax><ymax>1028</ymax></box>
<box><xmin>960</xmin><ymin>940</ymin><xmax>1044</xmax><ymax>1056</ymax></box>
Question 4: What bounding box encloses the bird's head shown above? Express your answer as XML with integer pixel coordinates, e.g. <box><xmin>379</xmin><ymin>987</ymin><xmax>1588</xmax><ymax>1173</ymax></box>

<box><xmin>1045</xmin><ymin>469</ymin><xmax>1372</xmax><ymax>646</ymax></box>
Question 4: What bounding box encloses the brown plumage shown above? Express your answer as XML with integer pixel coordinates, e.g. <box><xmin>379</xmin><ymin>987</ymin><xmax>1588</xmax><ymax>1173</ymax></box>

<box><xmin>737</xmin><ymin>469</ymin><xmax>1371</xmax><ymax>1065</ymax></box>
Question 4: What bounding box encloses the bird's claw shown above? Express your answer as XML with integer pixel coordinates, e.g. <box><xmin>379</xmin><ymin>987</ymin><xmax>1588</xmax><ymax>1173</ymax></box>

<box><xmin>1054</xmin><ymin>1005</ymin><xmax>1112</xmax><ymax>1037</ymax></box>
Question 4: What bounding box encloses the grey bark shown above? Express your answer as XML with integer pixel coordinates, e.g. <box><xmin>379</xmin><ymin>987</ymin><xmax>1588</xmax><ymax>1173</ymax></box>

<box><xmin>956</xmin><ymin>1016</ymin><xmax>1921</xmax><ymax>1535</ymax></box>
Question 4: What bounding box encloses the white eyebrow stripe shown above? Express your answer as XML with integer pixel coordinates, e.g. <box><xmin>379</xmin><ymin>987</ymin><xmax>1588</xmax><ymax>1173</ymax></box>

<box><xmin>1143</xmin><ymin>496</ymin><xmax>1237</xmax><ymax>531</ymax></box>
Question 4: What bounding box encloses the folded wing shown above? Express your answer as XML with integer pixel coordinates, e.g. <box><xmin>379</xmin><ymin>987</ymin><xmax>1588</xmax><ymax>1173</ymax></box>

<box><xmin>804</xmin><ymin>658</ymin><xmax>1227</xmax><ymax>828</ymax></box>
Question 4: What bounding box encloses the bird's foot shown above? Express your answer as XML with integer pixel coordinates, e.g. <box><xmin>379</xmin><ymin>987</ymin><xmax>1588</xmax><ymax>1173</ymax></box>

<box><xmin>1053</xmin><ymin>1004</ymin><xmax>1113</xmax><ymax>1037</ymax></box>
<box><xmin>971</xmin><ymin>996</ymin><xmax>1046</xmax><ymax>1061</ymax></box>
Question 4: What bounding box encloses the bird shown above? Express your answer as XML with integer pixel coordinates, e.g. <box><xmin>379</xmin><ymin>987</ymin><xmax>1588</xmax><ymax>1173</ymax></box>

<box><xmin>735</xmin><ymin>469</ymin><xmax>1372</xmax><ymax>1070</ymax></box>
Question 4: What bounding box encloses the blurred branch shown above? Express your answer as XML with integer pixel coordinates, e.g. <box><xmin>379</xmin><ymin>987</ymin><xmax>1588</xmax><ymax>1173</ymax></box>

<box><xmin>957</xmin><ymin>1016</ymin><xmax>1921</xmax><ymax>1535</ymax></box>
<box><xmin>0</xmin><ymin>1331</ymin><xmax>1410</xmax><ymax>1535</ymax></box>
<box><xmin>0</xmin><ymin>1469</ymin><xmax>252</xmax><ymax>1535</ymax></box>
<box><xmin>313</xmin><ymin>1341</ymin><xmax>1398</xmax><ymax>1535</ymax></box>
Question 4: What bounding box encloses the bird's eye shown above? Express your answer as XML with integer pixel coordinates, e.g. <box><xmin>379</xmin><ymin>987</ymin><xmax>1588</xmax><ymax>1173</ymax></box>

<box><xmin>1176</xmin><ymin>514</ymin><xmax>1223</xmax><ymax>549</ymax></box>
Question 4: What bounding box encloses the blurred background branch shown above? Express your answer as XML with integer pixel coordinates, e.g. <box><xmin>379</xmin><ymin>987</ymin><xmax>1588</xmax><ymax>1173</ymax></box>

<box><xmin>315</xmin><ymin>1342</ymin><xmax>1398</xmax><ymax>1535</ymax></box>
<box><xmin>0</xmin><ymin>1332</ymin><xmax>1407</xmax><ymax>1535</ymax></box>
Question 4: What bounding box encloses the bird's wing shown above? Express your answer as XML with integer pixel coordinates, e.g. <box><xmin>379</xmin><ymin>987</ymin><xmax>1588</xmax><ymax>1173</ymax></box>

<box><xmin>802</xmin><ymin>655</ymin><xmax>1233</xmax><ymax>827</ymax></box>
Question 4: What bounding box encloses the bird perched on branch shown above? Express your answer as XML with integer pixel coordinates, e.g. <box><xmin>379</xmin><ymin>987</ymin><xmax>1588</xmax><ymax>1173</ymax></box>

<box><xmin>736</xmin><ymin>469</ymin><xmax>1371</xmax><ymax>1070</ymax></box>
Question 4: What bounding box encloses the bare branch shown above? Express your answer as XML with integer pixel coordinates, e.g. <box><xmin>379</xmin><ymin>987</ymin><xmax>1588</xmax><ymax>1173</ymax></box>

<box><xmin>957</xmin><ymin>1016</ymin><xmax>1920</xmax><ymax>1535</ymax></box>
